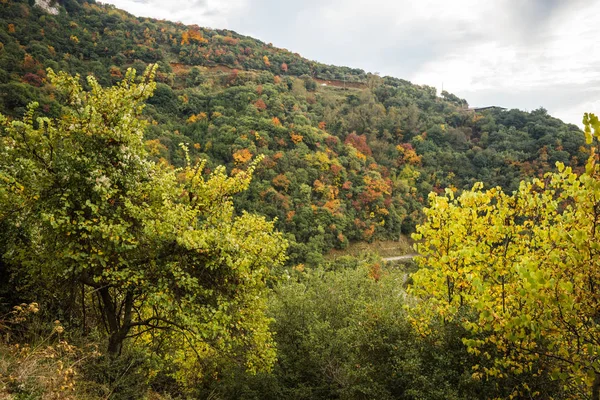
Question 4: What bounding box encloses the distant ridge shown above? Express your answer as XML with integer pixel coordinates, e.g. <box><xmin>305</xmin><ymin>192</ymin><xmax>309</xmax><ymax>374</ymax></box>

<box><xmin>469</xmin><ymin>106</ymin><xmax>507</xmax><ymax>111</ymax></box>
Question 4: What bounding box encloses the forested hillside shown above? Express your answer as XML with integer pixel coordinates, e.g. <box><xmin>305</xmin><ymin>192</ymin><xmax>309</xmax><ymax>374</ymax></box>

<box><xmin>0</xmin><ymin>0</ymin><xmax>586</xmax><ymax>264</ymax></box>
<box><xmin>1</xmin><ymin>0</ymin><xmax>598</xmax><ymax>399</ymax></box>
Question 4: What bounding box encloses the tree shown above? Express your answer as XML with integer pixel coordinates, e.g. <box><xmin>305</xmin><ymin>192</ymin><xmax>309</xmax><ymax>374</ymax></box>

<box><xmin>410</xmin><ymin>114</ymin><xmax>600</xmax><ymax>398</ymax></box>
<box><xmin>181</xmin><ymin>28</ymin><xmax>207</xmax><ymax>45</ymax></box>
<box><xmin>202</xmin><ymin>256</ymin><xmax>525</xmax><ymax>400</ymax></box>
<box><xmin>0</xmin><ymin>64</ymin><xmax>288</xmax><ymax>381</ymax></box>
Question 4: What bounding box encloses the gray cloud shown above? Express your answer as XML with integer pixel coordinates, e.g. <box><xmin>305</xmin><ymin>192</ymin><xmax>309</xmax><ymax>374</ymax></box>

<box><xmin>462</xmin><ymin>81</ymin><xmax>600</xmax><ymax>111</ymax></box>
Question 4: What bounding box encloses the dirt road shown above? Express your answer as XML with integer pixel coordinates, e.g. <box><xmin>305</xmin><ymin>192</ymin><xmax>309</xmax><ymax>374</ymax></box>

<box><xmin>382</xmin><ymin>254</ymin><xmax>418</xmax><ymax>262</ymax></box>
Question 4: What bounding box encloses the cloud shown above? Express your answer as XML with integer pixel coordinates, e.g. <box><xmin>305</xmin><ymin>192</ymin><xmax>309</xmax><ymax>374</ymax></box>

<box><xmin>411</xmin><ymin>0</ymin><xmax>600</xmax><ymax>124</ymax></box>
<box><xmin>101</xmin><ymin>0</ymin><xmax>600</xmax><ymax>125</ymax></box>
<box><xmin>101</xmin><ymin>0</ymin><xmax>246</xmax><ymax>28</ymax></box>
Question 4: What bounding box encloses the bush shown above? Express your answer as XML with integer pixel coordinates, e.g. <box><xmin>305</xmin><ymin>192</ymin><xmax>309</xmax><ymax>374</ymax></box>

<box><xmin>80</xmin><ymin>350</ymin><xmax>151</xmax><ymax>400</ymax></box>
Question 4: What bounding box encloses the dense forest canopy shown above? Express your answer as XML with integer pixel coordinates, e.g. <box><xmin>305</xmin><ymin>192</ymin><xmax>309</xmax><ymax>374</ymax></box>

<box><xmin>0</xmin><ymin>0</ymin><xmax>587</xmax><ymax>264</ymax></box>
<box><xmin>0</xmin><ymin>0</ymin><xmax>598</xmax><ymax>399</ymax></box>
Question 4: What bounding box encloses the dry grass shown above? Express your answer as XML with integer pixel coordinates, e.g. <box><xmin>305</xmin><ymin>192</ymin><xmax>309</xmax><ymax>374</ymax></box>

<box><xmin>0</xmin><ymin>304</ymin><xmax>99</xmax><ymax>400</ymax></box>
<box><xmin>326</xmin><ymin>235</ymin><xmax>414</xmax><ymax>259</ymax></box>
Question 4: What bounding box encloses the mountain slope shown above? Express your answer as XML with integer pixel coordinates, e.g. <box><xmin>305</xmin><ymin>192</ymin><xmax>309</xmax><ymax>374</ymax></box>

<box><xmin>0</xmin><ymin>0</ymin><xmax>587</xmax><ymax>263</ymax></box>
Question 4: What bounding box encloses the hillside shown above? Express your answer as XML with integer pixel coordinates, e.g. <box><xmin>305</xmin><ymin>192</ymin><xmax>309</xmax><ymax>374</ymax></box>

<box><xmin>3</xmin><ymin>1</ymin><xmax>600</xmax><ymax>399</ymax></box>
<box><xmin>0</xmin><ymin>0</ymin><xmax>587</xmax><ymax>265</ymax></box>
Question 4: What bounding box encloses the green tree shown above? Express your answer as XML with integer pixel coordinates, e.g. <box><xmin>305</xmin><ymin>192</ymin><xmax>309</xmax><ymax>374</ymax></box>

<box><xmin>410</xmin><ymin>114</ymin><xmax>600</xmax><ymax>398</ymax></box>
<box><xmin>0</xmin><ymin>66</ymin><xmax>287</xmax><ymax>380</ymax></box>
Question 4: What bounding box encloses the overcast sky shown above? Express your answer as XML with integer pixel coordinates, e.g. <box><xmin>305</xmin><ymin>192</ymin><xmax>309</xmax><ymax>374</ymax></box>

<box><xmin>102</xmin><ymin>0</ymin><xmax>600</xmax><ymax>126</ymax></box>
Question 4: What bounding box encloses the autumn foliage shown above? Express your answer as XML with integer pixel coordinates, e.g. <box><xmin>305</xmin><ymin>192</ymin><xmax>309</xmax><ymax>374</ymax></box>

<box><xmin>290</xmin><ymin>132</ymin><xmax>303</xmax><ymax>144</ymax></box>
<box><xmin>396</xmin><ymin>143</ymin><xmax>421</xmax><ymax>165</ymax></box>
<box><xmin>345</xmin><ymin>132</ymin><xmax>372</xmax><ymax>156</ymax></box>
<box><xmin>181</xmin><ymin>29</ymin><xmax>208</xmax><ymax>45</ymax></box>
<box><xmin>254</xmin><ymin>98</ymin><xmax>267</xmax><ymax>110</ymax></box>
<box><xmin>233</xmin><ymin>148</ymin><xmax>253</xmax><ymax>164</ymax></box>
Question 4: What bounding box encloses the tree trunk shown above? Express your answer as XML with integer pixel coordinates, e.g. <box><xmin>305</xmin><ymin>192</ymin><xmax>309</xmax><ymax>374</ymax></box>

<box><xmin>99</xmin><ymin>286</ymin><xmax>134</xmax><ymax>357</ymax></box>
<box><xmin>107</xmin><ymin>332</ymin><xmax>124</xmax><ymax>356</ymax></box>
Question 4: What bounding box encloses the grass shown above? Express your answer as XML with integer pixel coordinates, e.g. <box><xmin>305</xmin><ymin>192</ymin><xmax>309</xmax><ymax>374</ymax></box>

<box><xmin>326</xmin><ymin>235</ymin><xmax>414</xmax><ymax>260</ymax></box>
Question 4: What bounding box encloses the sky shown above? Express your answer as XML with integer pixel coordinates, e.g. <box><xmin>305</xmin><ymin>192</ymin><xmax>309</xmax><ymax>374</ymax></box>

<box><xmin>102</xmin><ymin>0</ymin><xmax>600</xmax><ymax>126</ymax></box>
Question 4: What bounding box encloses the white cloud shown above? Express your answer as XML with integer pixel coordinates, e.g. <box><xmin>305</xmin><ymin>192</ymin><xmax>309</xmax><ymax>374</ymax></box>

<box><xmin>101</xmin><ymin>0</ymin><xmax>600</xmax><ymax>125</ymax></box>
<box><xmin>410</xmin><ymin>0</ymin><xmax>600</xmax><ymax>124</ymax></box>
<box><xmin>100</xmin><ymin>0</ymin><xmax>246</xmax><ymax>28</ymax></box>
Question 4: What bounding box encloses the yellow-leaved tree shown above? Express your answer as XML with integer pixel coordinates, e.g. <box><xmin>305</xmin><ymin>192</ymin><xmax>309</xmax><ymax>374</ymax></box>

<box><xmin>0</xmin><ymin>65</ymin><xmax>287</xmax><ymax>389</ymax></box>
<box><xmin>410</xmin><ymin>113</ymin><xmax>600</xmax><ymax>399</ymax></box>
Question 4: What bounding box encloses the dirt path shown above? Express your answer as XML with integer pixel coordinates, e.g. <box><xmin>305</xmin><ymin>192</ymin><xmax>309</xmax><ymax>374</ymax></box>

<box><xmin>313</xmin><ymin>77</ymin><xmax>367</xmax><ymax>89</ymax></box>
<box><xmin>169</xmin><ymin>63</ymin><xmax>367</xmax><ymax>89</ymax></box>
<box><xmin>382</xmin><ymin>254</ymin><xmax>418</xmax><ymax>262</ymax></box>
